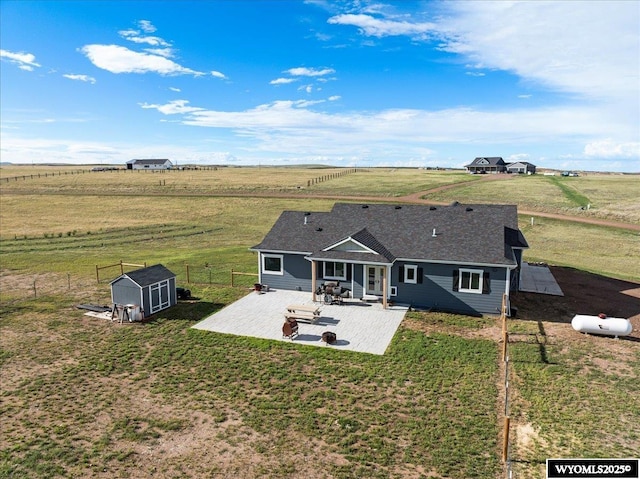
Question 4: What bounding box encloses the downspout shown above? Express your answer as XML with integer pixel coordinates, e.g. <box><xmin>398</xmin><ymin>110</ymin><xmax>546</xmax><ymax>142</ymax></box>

<box><xmin>312</xmin><ymin>261</ymin><xmax>317</xmax><ymax>302</ymax></box>
<box><xmin>382</xmin><ymin>267</ymin><xmax>388</xmax><ymax>309</ymax></box>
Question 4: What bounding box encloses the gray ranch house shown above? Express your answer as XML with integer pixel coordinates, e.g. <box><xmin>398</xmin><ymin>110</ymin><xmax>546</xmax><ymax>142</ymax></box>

<box><xmin>251</xmin><ymin>203</ymin><xmax>528</xmax><ymax>316</ymax></box>
<box><xmin>126</xmin><ymin>159</ymin><xmax>173</xmax><ymax>170</ymax></box>
<box><xmin>465</xmin><ymin>157</ymin><xmax>507</xmax><ymax>174</ymax></box>
<box><xmin>110</xmin><ymin>264</ymin><xmax>177</xmax><ymax>319</ymax></box>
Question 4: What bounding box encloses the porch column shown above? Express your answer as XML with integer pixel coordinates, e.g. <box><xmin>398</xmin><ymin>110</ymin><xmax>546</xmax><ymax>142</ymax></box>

<box><xmin>382</xmin><ymin>268</ymin><xmax>388</xmax><ymax>309</ymax></box>
<box><xmin>311</xmin><ymin>260</ymin><xmax>317</xmax><ymax>302</ymax></box>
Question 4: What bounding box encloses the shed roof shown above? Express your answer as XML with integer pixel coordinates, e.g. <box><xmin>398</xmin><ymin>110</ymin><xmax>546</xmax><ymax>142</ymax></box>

<box><xmin>111</xmin><ymin>264</ymin><xmax>176</xmax><ymax>287</ymax></box>
<box><xmin>252</xmin><ymin>203</ymin><xmax>528</xmax><ymax>267</ymax></box>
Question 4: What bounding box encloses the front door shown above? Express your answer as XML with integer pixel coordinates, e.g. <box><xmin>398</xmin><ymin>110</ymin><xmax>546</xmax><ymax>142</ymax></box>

<box><xmin>366</xmin><ymin>266</ymin><xmax>385</xmax><ymax>296</ymax></box>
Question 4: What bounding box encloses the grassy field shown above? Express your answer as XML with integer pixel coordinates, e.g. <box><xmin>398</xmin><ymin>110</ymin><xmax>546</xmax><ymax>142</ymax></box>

<box><xmin>422</xmin><ymin>173</ymin><xmax>640</xmax><ymax>224</ymax></box>
<box><xmin>0</xmin><ymin>165</ymin><xmax>477</xmax><ymax>199</ymax></box>
<box><xmin>1</xmin><ymin>165</ymin><xmax>639</xmax><ymax>478</ymax></box>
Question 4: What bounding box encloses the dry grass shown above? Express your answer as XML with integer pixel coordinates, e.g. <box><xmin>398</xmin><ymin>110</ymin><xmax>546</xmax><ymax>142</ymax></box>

<box><xmin>519</xmin><ymin>216</ymin><xmax>640</xmax><ymax>282</ymax></box>
<box><xmin>423</xmin><ymin>173</ymin><xmax>640</xmax><ymax>224</ymax></box>
<box><xmin>0</xmin><ymin>165</ymin><xmax>473</xmax><ymax>198</ymax></box>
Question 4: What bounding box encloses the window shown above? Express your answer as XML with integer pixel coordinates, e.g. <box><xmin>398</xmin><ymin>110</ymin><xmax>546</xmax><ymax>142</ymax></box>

<box><xmin>262</xmin><ymin>254</ymin><xmax>283</xmax><ymax>275</ymax></box>
<box><xmin>324</xmin><ymin>261</ymin><xmax>346</xmax><ymax>280</ymax></box>
<box><xmin>404</xmin><ymin>265</ymin><xmax>418</xmax><ymax>284</ymax></box>
<box><xmin>459</xmin><ymin>269</ymin><xmax>483</xmax><ymax>294</ymax></box>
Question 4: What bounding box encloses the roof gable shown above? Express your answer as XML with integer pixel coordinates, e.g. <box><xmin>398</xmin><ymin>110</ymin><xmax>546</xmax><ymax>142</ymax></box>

<box><xmin>466</xmin><ymin>157</ymin><xmax>506</xmax><ymax>167</ymax></box>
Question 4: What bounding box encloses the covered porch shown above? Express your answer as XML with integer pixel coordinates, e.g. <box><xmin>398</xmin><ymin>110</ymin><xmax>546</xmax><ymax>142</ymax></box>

<box><xmin>309</xmin><ymin>259</ymin><xmax>392</xmax><ymax>309</ymax></box>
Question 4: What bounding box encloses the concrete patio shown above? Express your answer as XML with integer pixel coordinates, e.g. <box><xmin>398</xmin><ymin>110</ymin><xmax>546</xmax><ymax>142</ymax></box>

<box><xmin>192</xmin><ymin>289</ymin><xmax>409</xmax><ymax>355</ymax></box>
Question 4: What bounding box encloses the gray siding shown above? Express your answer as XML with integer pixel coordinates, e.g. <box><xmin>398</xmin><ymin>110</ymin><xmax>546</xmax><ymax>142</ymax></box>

<box><xmin>259</xmin><ymin>255</ymin><xmax>367</xmax><ymax>299</ymax></box>
<box><xmin>112</xmin><ymin>278</ymin><xmax>176</xmax><ymax>316</ymax></box>
<box><xmin>259</xmin><ymin>253</ymin><xmax>508</xmax><ymax>315</ymax></box>
<box><xmin>111</xmin><ymin>277</ymin><xmax>142</xmax><ymax>307</ymax></box>
<box><xmin>260</xmin><ymin>253</ymin><xmax>313</xmax><ymax>291</ymax></box>
<box><xmin>392</xmin><ymin>262</ymin><xmax>508</xmax><ymax>315</ymax></box>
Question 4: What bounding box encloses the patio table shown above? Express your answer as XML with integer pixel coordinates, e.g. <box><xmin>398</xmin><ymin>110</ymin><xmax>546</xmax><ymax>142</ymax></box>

<box><xmin>285</xmin><ymin>304</ymin><xmax>320</xmax><ymax>323</ymax></box>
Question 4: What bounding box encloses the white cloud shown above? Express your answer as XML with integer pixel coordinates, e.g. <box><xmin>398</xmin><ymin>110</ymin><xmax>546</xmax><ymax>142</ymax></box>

<box><xmin>329</xmin><ymin>2</ymin><xmax>639</xmax><ymax>104</ymax></box>
<box><xmin>328</xmin><ymin>95</ymin><xmax>341</xmax><ymax>101</ymax></box>
<box><xmin>286</xmin><ymin>66</ymin><xmax>335</xmax><ymax>77</ymax></box>
<box><xmin>211</xmin><ymin>70</ymin><xmax>227</xmax><ymax>79</ymax></box>
<box><xmin>123</xmin><ymin>34</ymin><xmax>170</xmax><ymax>47</ymax></box>
<box><xmin>138</xmin><ymin>20</ymin><xmax>156</xmax><ymax>33</ymax></box>
<box><xmin>63</xmin><ymin>74</ymin><xmax>96</xmax><ymax>84</ymax></box>
<box><xmin>327</xmin><ymin>13</ymin><xmax>436</xmax><ymax>39</ymax></box>
<box><xmin>0</xmin><ymin>133</ymin><xmax>237</xmax><ymax>166</ymax></box>
<box><xmin>465</xmin><ymin>71</ymin><xmax>485</xmax><ymax>77</ymax></box>
<box><xmin>119</xmin><ymin>20</ymin><xmax>169</xmax><ymax>47</ymax></box>
<box><xmin>0</xmin><ymin>49</ymin><xmax>41</xmax><ymax>70</ymax></box>
<box><xmin>583</xmin><ymin>139</ymin><xmax>640</xmax><ymax>159</ymax></box>
<box><xmin>169</xmin><ymin>87</ymin><xmax>181</xmax><ymax>92</ymax></box>
<box><xmin>131</xmin><ymin>96</ymin><xmax>637</xmax><ymax>170</ymax></box>
<box><xmin>436</xmin><ymin>1</ymin><xmax>639</xmax><ymax>102</ymax></box>
<box><xmin>298</xmin><ymin>84</ymin><xmax>314</xmax><ymax>93</ymax></box>
<box><xmin>140</xmin><ymin>99</ymin><xmax>205</xmax><ymax>115</ymax></box>
<box><xmin>80</xmin><ymin>44</ymin><xmax>203</xmax><ymax>76</ymax></box>
<box><xmin>144</xmin><ymin>47</ymin><xmax>174</xmax><ymax>58</ymax></box>
<box><xmin>270</xmin><ymin>77</ymin><xmax>296</xmax><ymax>85</ymax></box>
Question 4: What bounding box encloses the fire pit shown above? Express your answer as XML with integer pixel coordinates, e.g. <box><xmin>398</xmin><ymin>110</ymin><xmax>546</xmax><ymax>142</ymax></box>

<box><xmin>321</xmin><ymin>331</ymin><xmax>337</xmax><ymax>344</ymax></box>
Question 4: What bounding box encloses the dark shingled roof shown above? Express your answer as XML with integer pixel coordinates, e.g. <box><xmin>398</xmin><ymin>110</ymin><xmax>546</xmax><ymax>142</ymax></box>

<box><xmin>252</xmin><ymin>203</ymin><xmax>528</xmax><ymax>267</ymax></box>
<box><xmin>464</xmin><ymin>157</ymin><xmax>507</xmax><ymax>167</ymax></box>
<box><xmin>114</xmin><ymin>264</ymin><xmax>176</xmax><ymax>287</ymax></box>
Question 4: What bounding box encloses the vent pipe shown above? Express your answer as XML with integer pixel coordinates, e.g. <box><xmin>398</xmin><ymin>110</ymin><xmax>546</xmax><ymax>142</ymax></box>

<box><xmin>304</xmin><ymin>216</ymin><xmax>308</xmax><ymax>225</ymax></box>
<box><xmin>432</xmin><ymin>228</ymin><xmax>437</xmax><ymax>237</ymax></box>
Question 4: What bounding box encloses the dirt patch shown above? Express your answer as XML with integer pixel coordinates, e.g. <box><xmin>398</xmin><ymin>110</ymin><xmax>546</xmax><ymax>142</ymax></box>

<box><xmin>513</xmin><ymin>265</ymin><xmax>640</xmax><ymax>338</ymax></box>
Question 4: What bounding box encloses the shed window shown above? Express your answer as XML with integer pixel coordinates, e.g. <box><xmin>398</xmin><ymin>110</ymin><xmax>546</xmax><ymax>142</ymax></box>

<box><xmin>263</xmin><ymin>254</ymin><xmax>283</xmax><ymax>275</ymax></box>
<box><xmin>324</xmin><ymin>262</ymin><xmax>346</xmax><ymax>280</ymax></box>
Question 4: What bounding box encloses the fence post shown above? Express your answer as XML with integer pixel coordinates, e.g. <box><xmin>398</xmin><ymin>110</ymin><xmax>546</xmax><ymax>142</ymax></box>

<box><xmin>186</xmin><ymin>264</ymin><xmax>190</xmax><ymax>284</ymax></box>
<box><xmin>231</xmin><ymin>269</ymin><xmax>234</xmax><ymax>287</ymax></box>
<box><xmin>96</xmin><ymin>265</ymin><xmax>100</xmax><ymax>283</ymax></box>
<box><xmin>502</xmin><ymin>416</ymin><xmax>510</xmax><ymax>462</ymax></box>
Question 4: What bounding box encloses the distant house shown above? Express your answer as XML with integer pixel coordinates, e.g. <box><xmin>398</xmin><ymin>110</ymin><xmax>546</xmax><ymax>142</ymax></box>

<box><xmin>465</xmin><ymin>157</ymin><xmax>507</xmax><ymax>174</ymax></box>
<box><xmin>110</xmin><ymin>264</ymin><xmax>177</xmax><ymax>318</ymax></box>
<box><xmin>506</xmin><ymin>162</ymin><xmax>536</xmax><ymax>174</ymax></box>
<box><xmin>251</xmin><ymin>202</ymin><xmax>529</xmax><ymax>316</ymax></box>
<box><xmin>126</xmin><ymin>159</ymin><xmax>173</xmax><ymax>170</ymax></box>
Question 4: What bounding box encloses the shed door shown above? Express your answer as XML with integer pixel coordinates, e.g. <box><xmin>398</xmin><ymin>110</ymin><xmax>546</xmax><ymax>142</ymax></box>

<box><xmin>150</xmin><ymin>280</ymin><xmax>170</xmax><ymax>314</ymax></box>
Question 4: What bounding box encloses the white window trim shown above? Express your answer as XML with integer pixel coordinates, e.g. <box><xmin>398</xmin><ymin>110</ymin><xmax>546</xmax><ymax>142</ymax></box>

<box><xmin>262</xmin><ymin>253</ymin><xmax>284</xmax><ymax>275</ymax></box>
<box><xmin>323</xmin><ymin>261</ymin><xmax>347</xmax><ymax>281</ymax></box>
<box><xmin>459</xmin><ymin>268</ymin><xmax>483</xmax><ymax>294</ymax></box>
<box><xmin>150</xmin><ymin>280</ymin><xmax>170</xmax><ymax>313</ymax></box>
<box><xmin>404</xmin><ymin>264</ymin><xmax>418</xmax><ymax>284</ymax></box>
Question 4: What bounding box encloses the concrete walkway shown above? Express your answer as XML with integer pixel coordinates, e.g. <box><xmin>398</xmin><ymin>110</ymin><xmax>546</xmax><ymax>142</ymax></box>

<box><xmin>519</xmin><ymin>262</ymin><xmax>564</xmax><ymax>296</ymax></box>
<box><xmin>192</xmin><ymin>290</ymin><xmax>408</xmax><ymax>355</ymax></box>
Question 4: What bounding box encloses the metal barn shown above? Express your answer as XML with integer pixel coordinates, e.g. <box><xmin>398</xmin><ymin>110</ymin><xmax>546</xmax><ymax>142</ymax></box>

<box><xmin>110</xmin><ymin>264</ymin><xmax>177</xmax><ymax>319</ymax></box>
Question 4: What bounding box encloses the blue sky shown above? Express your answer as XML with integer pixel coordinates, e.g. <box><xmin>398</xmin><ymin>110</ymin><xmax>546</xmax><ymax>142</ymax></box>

<box><xmin>1</xmin><ymin>1</ymin><xmax>639</xmax><ymax>171</ymax></box>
